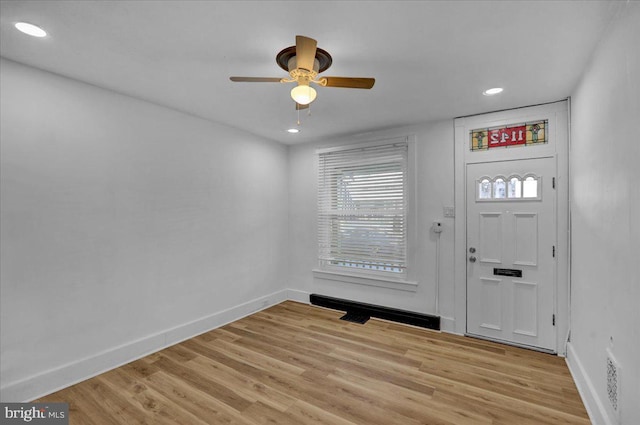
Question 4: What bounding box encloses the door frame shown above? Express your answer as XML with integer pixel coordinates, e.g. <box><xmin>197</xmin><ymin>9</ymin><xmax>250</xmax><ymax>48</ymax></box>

<box><xmin>452</xmin><ymin>100</ymin><xmax>570</xmax><ymax>355</ymax></box>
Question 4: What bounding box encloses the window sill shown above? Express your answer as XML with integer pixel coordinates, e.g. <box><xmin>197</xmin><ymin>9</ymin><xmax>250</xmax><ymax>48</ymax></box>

<box><xmin>312</xmin><ymin>269</ymin><xmax>418</xmax><ymax>292</ymax></box>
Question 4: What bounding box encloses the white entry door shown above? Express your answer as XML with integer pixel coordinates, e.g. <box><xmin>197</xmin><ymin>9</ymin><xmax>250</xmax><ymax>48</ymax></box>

<box><xmin>466</xmin><ymin>157</ymin><xmax>556</xmax><ymax>352</ymax></box>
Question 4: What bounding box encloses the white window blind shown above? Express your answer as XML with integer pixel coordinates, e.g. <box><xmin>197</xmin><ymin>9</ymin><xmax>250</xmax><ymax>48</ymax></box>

<box><xmin>318</xmin><ymin>141</ymin><xmax>408</xmax><ymax>276</ymax></box>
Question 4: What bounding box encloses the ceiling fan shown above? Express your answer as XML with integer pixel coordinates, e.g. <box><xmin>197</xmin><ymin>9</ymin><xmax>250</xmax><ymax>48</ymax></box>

<box><xmin>230</xmin><ymin>35</ymin><xmax>375</xmax><ymax>109</ymax></box>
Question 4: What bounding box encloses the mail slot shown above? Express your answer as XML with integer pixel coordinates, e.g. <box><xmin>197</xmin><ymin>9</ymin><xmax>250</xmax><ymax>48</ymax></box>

<box><xmin>493</xmin><ymin>268</ymin><xmax>522</xmax><ymax>278</ymax></box>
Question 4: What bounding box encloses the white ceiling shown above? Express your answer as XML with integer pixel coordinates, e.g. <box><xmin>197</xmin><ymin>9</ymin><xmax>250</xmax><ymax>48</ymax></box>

<box><xmin>0</xmin><ymin>1</ymin><xmax>620</xmax><ymax>144</ymax></box>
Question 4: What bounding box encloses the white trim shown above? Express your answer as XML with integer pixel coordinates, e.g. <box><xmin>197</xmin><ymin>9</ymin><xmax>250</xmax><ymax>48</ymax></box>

<box><xmin>439</xmin><ymin>316</ymin><xmax>458</xmax><ymax>334</ymax></box>
<box><xmin>466</xmin><ymin>332</ymin><xmax>556</xmax><ymax>354</ymax></box>
<box><xmin>0</xmin><ymin>289</ymin><xmax>290</xmax><ymax>402</ymax></box>
<box><xmin>566</xmin><ymin>342</ymin><xmax>612</xmax><ymax>425</ymax></box>
<box><xmin>453</xmin><ymin>121</ymin><xmax>468</xmax><ymax>335</ymax></box>
<box><xmin>564</xmin><ymin>96</ymin><xmax>572</xmax><ymax>355</ymax></box>
<box><xmin>286</xmin><ymin>289</ymin><xmax>312</xmax><ymax>304</ymax></box>
<box><xmin>312</xmin><ymin>269</ymin><xmax>418</xmax><ymax>292</ymax></box>
<box><xmin>316</xmin><ymin>136</ymin><xmax>408</xmax><ymax>154</ymax></box>
<box><xmin>454</xmin><ymin>100</ymin><xmax>570</xmax><ymax>353</ymax></box>
<box><xmin>316</xmin><ymin>135</ymin><xmax>419</xmax><ymax>286</ymax></box>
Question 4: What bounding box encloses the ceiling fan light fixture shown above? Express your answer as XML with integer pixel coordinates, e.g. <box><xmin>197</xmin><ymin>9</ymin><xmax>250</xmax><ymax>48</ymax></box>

<box><xmin>290</xmin><ymin>84</ymin><xmax>317</xmax><ymax>105</ymax></box>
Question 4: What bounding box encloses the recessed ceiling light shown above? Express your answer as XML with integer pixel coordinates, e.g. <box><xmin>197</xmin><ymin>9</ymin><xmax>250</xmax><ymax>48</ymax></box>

<box><xmin>287</xmin><ymin>128</ymin><xmax>300</xmax><ymax>134</ymax></box>
<box><xmin>15</xmin><ymin>22</ymin><xmax>47</xmax><ymax>38</ymax></box>
<box><xmin>483</xmin><ymin>87</ymin><xmax>503</xmax><ymax>96</ymax></box>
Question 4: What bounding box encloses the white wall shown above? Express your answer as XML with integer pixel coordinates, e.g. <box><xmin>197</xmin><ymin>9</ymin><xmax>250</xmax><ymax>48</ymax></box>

<box><xmin>0</xmin><ymin>58</ymin><xmax>289</xmax><ymax>401</ymax></box>
<box><xmin>288</xmin><ymin>122</ymin><xmax>456</xmax><ymax>323</ymax></box>
<box><xmin>568</xmin><ymin>2</ymin><xmax>640</xmax><ymax>424</ymax></box>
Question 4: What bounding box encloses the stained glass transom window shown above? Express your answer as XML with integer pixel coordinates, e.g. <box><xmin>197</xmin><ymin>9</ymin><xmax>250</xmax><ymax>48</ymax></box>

<box><xmin>470</xmin><ymin>120</ymin><xmax>548</xmax><ymax>151</ymax></box>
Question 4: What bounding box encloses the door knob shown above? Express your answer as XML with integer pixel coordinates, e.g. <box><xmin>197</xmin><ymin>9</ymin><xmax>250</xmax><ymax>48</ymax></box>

<box><xmin>469</xmin><ymin>247</ymin><xmax>476</xmax><ymax>253</ymax></box>
<box><xmin>469</xmin><ymin>256</ymin><xmax>477</xmax><ymax>263</ymax></box>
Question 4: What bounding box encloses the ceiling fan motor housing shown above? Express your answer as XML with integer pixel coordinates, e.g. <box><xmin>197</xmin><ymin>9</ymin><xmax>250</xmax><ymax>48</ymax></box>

<box><xmin>287</xmin><ymin>57</ymin><xmax>320</xmax><ymax>85</ymax></box>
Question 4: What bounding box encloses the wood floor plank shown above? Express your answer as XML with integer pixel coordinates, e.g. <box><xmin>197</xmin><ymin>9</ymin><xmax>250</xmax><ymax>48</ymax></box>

<box><xmin>245</xmin><ymin>314</ymin><xmax>420</xmax><ymax>367</ymax></box>
<box><xmin>36</xmin><ymin>301</ymin><xmax>590</xmax><ymax>424</ymax></box>
<box><xmin>275</xmin><ymin>370</ymin><xmax>427</xmax><ymax>425</ymax></box>
<box><xmin>42</xmin><ymin>386</ymin><xmax>106</xmax><ymax>425</ymax></box>
<box><xmin>143</xmin><ymin>371</ymin><xmax>255</xmax><ymax>425</ymax></box>
<box><xmin>65</xmin><ymin>380</ymin><xmax>137</xmax><ymax>425</ymax></box>
<box><xmin>241</xmin><ymin>401</ymin><xmax>300</xmax><ymax>425</ymax></box>
<box><xmin>211</xmin><ymin>338</ymin><xmax>306</xmax><ymax>377</ymax></box>
<box><xmin>151</xmin><ymin>353</ymin><xmax>253</xmax><ymax>413</ymax></box>
<box><xmin>326</xmin><ymin>368</ymin><xmax>485</xmax><ymax>425</ymax></box>
<box><xmin>417</xmin><ymin>356</ymin><xmax>586</xmax><ymax>415</ymax></box>
<box><xmin>186</xmin><ymin>353</ymin><xmax>297</xmax><ymax>412</ymax></box>
<box><xmin>97</xmin><ymin>368</ymin><xmax>210</xmax><ymax>425</ymax></box>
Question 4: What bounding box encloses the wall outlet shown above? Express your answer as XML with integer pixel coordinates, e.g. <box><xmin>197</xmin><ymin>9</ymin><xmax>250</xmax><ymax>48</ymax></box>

<box><xmin>432</xmin><ymin>221</ymin><xmax>443</xmax><ymax>233</ymax></box>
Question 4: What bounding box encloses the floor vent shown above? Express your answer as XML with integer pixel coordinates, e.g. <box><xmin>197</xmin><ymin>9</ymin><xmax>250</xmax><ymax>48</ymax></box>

<box><xmin>310</xmin><ymin>294</ymin><xmax>440</xmax><ymax>330</ymax></box>
<box><xmin>339</xmin><ymin>311</ymin><xmax>370</xmax><ymax>324</ymax></box>
<box><xmin>606</xmin><ymin>348</ymin><xmax>621</xmax><ymax>423</ymax></box>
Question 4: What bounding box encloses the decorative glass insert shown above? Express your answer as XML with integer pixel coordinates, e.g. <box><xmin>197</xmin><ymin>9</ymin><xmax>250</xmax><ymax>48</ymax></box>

<box><xmin>470</xmin><ymin>120</ymin><xmax>548</xmax><ymax>151</ymax></box>
<box><xmin>508</xmin><ymin>177</ymin><xmax>522</xmax><ymax>198</ymax></box>
<box><xmin>479</xmin><ymin>179</ymin><xmax>492</xmax><ymax>199</ymax></box>
<box><xmin>493</xmin><ymin>178</ymin><xmax>506</xmax><ymax>199</ymax></box>
<box><xmin>522</xmin><ymin>176</ymin><xmax>538</xmax><ymax>198</ymax></box>
<box><xmin>476</xmin><ymin>175</ymin><xmax>541</xmax><ymax>201</ymax></box>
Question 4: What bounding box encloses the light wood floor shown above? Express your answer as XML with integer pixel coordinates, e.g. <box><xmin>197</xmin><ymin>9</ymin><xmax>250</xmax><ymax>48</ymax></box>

<box><xmin>37</xmin><ymin>301</ymin><xmax>590</xmax><ymax>424</ymax></box>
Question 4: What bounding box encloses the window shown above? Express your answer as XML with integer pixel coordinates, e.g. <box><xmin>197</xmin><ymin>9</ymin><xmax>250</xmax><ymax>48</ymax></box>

<box><xmin>476</xmin><ymin>174</ymin><xmax>541</xmax><ymax>201</ymax></box>
<box><xmin>317</xmin><ymin>140</ymin><xmax>408</xmax><ymax>279</ymax></box>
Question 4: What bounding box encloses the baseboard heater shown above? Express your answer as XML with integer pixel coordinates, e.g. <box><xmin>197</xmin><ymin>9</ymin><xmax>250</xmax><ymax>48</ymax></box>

<box><xmin>310</xmin><ymin>294</ymin><xmax>440</xmax><ymax>331</ymax></box>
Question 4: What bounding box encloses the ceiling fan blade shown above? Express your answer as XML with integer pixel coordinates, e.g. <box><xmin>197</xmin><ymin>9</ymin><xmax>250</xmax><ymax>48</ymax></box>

<box><xmin>229</xmin><ymin>77</ymin><xmax>282</xmax><ymax>83</ymax></box>
<box><xmin>296</xmin><ymin>35</ymin><xmax>317</xmax><ymax>71</ymax></box>
<box><xmin>322</xmin><ymin>77</ymin><xmax>375</xmax><ymax>89</ymax></box>
<box><xmin>296</xmin><ymin>102</ymin><xmax>309</xmax><ymax>110</ymax></box>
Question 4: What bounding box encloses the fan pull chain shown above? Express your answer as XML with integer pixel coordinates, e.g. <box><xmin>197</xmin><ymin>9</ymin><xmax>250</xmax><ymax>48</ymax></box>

<box><xmin>295</xmin><ymin>104</ymin><xmax>310</xmax><ymax>126</ymax></box>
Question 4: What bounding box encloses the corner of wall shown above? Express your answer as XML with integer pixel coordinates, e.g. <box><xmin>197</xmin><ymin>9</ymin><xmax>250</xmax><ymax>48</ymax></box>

<box><xmin>0</xmin><ymin>290</ymin><xmax>290</xmax><ymax>402</ymax></box>
<box><xmin>566</xmin><ymin>342</ymin><xmax>613</xmax><ymax>425</ymax></box>
<box><xmin>286</xmin><ymin>289</ymin><xmax>311</xmax><ymax>304</ymax></box>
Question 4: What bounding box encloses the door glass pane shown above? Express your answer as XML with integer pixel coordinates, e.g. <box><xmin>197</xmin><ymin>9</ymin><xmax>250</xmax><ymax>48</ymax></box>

<box><xmin>479</xmin><ymin>179</ymin><xmax>491</xmax><ymax>199</ymax></box>
<box><xmin>508</xmin><ymin>177</ymin><xmax>522</xmax><ymax>198</ymax></box>
<box><xmin>493</xmin><ymin>178</ymin><xmax>506</xmax><ymax>199</ymax></box>
<box><xmin>523</xmin><ymin>177</ymin><xmax>538</xmax><ymax>198</ymax></box>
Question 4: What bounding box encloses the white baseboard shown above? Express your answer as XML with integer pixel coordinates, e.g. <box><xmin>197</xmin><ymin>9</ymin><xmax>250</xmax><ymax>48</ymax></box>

<box><xmin>286</xmin><ymin>289</ymin><xmax>311</xmax><ymax>304</ymax></box>
<box><xmin>566</xmin><ymin>342</ymin><xmax>612</xmax><ymax>425</ymax></box>
<box><xmin>0</xmin><ymin>289</ymin><xmax>289</xmax><ymax>403</ymax></box>
<box><xmin>439</xmin><ymin>316</ymin><xmax>459</xmax><ymax>334</ymax></box>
